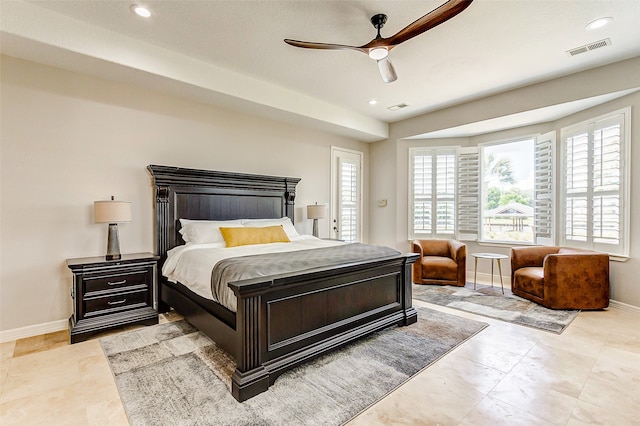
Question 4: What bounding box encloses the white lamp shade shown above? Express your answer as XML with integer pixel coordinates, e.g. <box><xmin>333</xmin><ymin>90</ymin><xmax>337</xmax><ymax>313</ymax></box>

<box><xmin>94</xmin><ymin>200</ymin><xmax>132</xmax><ymax>223</ymax></box>
<box><xmin>307</xmin><ymin>204</ymin><xmax>326</xmax><ymax>220</ymax></box>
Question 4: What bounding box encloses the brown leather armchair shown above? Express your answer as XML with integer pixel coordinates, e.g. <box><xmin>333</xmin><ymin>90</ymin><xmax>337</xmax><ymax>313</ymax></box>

<box><xmin>412</xmin><ymin>239</ymin><xmax>466</xmax><ymax>286</ymax></box>
<box><xmin>511</xmin><ymin>246</ymin><xmax>610</xmax><ymax>310</ymax></box>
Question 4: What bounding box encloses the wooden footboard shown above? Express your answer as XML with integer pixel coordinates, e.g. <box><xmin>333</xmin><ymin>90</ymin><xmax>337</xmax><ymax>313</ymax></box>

<box><xmin>229</xmin><ymin>254</ymin><xmax>418</xmax><ymax>401</ymax></box>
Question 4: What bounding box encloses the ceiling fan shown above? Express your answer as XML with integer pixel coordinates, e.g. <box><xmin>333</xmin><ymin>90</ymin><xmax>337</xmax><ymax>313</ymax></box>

<box><xmin>284</xmin><ymin>0</ymin><xmax>474</xmax><ymax>83</ymax></box>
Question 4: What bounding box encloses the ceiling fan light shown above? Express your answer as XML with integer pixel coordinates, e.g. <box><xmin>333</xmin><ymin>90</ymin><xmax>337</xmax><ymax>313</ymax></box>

<box><xmin>368</xmin><ymin>47</ymin><xmax>388</xmax><ymax>60</ymax></box>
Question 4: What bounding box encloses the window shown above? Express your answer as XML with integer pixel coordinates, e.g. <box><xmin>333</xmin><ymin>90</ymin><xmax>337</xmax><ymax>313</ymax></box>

<box><xmin>480</xmin><ymin>138</ymin><xmax>535</xmax><ymax>243</ymax></box>
<box><xmin>560</xmin><ymin>107</ymin><xmax>630</xmax><ymax>257</ymax></box>
<box><xmin>331</xmin><ymin>147</ymin><xmax>363</xmax><ymax>243</ymax></box>
<box><xmin>409</xmin><ymin>148</ymin><xmax>456</xmax><ymax>239</ymax></box>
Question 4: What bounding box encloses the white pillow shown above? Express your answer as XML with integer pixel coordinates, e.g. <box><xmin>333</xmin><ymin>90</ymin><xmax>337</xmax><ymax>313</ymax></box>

<box><xmin>241</xmin><ymin>217</ymin><xmax>300</xmax><ymax>238</ymax></box>
<box><xmin>178</xmin><ymin>219</ymin><xmax>244</xmax><ymax>244</ymax></box>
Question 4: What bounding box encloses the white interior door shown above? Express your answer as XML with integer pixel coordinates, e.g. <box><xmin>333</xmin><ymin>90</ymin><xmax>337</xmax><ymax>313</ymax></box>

<box><xmin>331</xmin><ymin>147</ymin><xmax>363</xmax><ymax>242</ymax></box>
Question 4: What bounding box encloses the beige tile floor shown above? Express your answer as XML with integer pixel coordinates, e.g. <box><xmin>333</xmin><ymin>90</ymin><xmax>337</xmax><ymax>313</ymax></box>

<box><xmin>1</xmin><ymin>294</ymin><xmax>638</xmax><ymax>425</ymax></box>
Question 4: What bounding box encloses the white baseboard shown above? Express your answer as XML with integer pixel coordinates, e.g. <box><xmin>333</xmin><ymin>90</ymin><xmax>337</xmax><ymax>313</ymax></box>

<box><xmin>1</xmin><ymin>299</ymin><xmax>636</xmax><ymax>344</ymax></box>
<box><xmin>609</xmin><ymin>300</ymin><xmax>640</xmax><ymax>314</ymax></box>
<box><xmin>0</xmin><ymin>319</ymin><xmax>68</xmax><ymax>343</ymax></box>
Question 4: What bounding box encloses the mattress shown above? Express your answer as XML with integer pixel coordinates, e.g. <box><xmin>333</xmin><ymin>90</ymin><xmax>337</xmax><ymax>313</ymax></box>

<box><xmin>162</xmin><ymin>235</ymin><xmax>344</xmax><ymax>311</ymax></box>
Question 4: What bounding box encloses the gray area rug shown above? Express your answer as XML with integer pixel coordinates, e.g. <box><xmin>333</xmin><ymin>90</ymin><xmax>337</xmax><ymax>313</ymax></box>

<box><xmin>101</xmin><ymin>307</ymin><xmax>486</xmax><ymax>426</ymax></box>
<box><xmin>412</xmin><ymin>284</ymin><xmax>579</xmax><ymax>334</ymax></box>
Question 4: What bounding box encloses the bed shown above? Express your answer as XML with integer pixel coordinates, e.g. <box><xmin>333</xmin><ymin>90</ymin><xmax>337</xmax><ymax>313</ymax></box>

<box><xmin>148</xmin><ymin>164</ymin><xmax>419</xmax><ymax>402</ymax></box>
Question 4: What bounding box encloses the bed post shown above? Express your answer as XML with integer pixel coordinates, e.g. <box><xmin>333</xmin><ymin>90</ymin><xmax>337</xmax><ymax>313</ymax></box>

<box><xmin>155</xmin><ymin>185</ymin><xmax>172</xmax><ymax>313</ymax></box>
<box><xmin>284</xmin><ymin>178</ymin><xmax>298</xmax><ymax>223</ymax></box>
<box><xmin>231</xmin><ymin>292</ymin><xmax>270</xmax><ymax>401</ymax></box>
<box><xmin>155</xmin><ymin>186</ymin><xmax>171</xmax><ymax>262</ymax></box>
<box><xmin>402</xmin><ymin>254</ymin><xmax>419</xmax><ymax>325</ymax></box>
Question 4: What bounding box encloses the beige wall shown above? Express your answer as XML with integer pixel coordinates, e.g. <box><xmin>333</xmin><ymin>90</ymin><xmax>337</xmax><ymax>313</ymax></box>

<box><xmin>2</xmin><ymin>54</ymin><xmax>638</xmax><ymax>335</ymax></box>
<box><xmin>0</xmin><ymin>56</ymin><xmax>369</xmax><ymax>332</ymax></box>
<box><xmin>370</xmin><ymin>59</ymin><xmax>640</xmax><ymax>307</ymax></box>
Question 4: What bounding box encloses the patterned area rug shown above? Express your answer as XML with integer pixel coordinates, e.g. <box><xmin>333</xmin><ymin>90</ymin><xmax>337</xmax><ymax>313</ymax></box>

<box><xmin>412</xmin><ymin>284</ymin><xmax>579</xmax><ymax>334</ymax></box>
<box><xmin>101</xmin><ymin>307</ymin><xmax>486</xmax><ymax>426</ymax></box>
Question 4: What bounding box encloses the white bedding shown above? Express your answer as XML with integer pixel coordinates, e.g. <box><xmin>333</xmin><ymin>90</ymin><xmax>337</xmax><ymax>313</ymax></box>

<box><xmin>162</xmin><ymin>235</ymin><xmax>344</xmax><ymax>311</ymax></box>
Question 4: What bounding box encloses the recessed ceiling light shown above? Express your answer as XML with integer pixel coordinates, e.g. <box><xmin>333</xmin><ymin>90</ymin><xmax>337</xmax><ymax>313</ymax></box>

<box><xmin>368</xmin><ymin>99</ymin><xmax>378</xmax><ymax>105</ymax></box>
<box><xmin>130</xmin><ymin>4</ymin><xmax>151</xmax><ymax>18</ymax></box>
<box><xmin>586</xmin><ymin>17</ymin><xmax>612</xmax><ymax>31</ymax></box>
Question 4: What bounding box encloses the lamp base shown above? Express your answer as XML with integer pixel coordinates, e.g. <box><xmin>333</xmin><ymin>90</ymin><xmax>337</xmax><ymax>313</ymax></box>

<box><xmin>312</xmin><ymin>219</ymin><xmax>319</xmax><ymax>238</ymax></box>
<box><xmin>106</xmin><ymin>223</ymin><xmax>121</xmax><ymax>261</ymax></box>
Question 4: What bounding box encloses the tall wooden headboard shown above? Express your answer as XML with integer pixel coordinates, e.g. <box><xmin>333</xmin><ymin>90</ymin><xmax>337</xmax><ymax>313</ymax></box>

<box><xmin>147</xmin><ymin>165</ymin><xmax>301</xmax><ymax>264</ymax></box>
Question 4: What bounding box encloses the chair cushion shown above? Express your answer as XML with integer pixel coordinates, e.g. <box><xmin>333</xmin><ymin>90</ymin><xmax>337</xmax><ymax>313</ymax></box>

<box><xmin>421</xmin><ymin>256</ymin><xmax>458</xmax><ymax>281</ymax></box>
<box><xmin>514</xmin><ymin>267</ymin><xmax>544</xmax><ymax>298</ymax></box>
<box><xmin>422</xmin><ymin>240</ymin><xmax>451</xmax><ymax>257</ymax></box>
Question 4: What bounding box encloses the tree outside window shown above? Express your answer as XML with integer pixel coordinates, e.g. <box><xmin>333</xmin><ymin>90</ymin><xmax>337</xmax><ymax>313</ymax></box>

<box><xmin>481</xmin><ymin>139</ymin><xmax>535</xmax><ymax>243</ymax></box>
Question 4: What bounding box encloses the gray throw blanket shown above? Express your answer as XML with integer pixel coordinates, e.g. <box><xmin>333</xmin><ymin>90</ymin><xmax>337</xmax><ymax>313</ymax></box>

<box><xmin>211</xmin><ymin>243</ymin><xmax>400</xmax><ymax>312</ymax></box>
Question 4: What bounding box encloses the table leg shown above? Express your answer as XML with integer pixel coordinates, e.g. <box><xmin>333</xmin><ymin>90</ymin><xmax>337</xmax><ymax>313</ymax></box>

<box><xmin>491</xmin><ymin>259</ymin><xmax>494</xmax><ymax>288</ymax></box>
<box><xmin>474</xmin><ymin>257</ymin><xmax>478</xmax><ymax>290</ymax></box>
<box><xmin>497</xmin><ymin>259</ymin><xmax>505</xmax><ymax>294</ymax></box>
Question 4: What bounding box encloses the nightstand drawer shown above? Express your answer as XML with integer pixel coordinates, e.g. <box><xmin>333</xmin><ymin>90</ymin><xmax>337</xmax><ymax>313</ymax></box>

<box><xmin>84</xmin><ymin>269</ymin><xmax>150</xmax><ymax>294</ymax></box>
<box><xmin>84</xmin><ymin>289</ymin><xmax>148</xmax><ymax>316</ymax></box>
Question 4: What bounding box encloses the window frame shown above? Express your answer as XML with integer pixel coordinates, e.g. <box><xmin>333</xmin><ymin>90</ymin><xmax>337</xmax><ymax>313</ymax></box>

<box><xmin>559</xmin><ymin>107</ymin><xmax>630</xmax><ymax>258</ymax></box>
<box><xmin>408</xmin><ymin>147</ymin><xmax>457</xmax><ymax>240</ymax></box>
<box><xmin>478</xmin><ymin>135</ymin><xmax>537</xmax><ymax>245</ymax></box>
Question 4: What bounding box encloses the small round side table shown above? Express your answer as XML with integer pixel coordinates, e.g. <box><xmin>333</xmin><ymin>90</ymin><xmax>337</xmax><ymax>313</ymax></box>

<box><xmin>471</xmin><ymin>252</ymin><xmax>509</xmax><ymax>294</ymax></box>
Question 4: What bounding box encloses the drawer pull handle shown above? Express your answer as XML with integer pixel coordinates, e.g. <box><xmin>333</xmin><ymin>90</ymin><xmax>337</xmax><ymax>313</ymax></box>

<box><xmin>108</xmin><ymin>299</ymin><xmax>127</xmax><ymax>306</ymax></box>
<box><xmin>107</xmin><ymin>279</ymin><xmax>127</xmax><ymax>286</ymax></box>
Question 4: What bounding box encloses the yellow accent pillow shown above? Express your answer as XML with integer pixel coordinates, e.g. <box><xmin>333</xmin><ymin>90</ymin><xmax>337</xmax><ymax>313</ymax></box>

<box><xmin>220</xmin><ymin>225</ymin><xmax>291</xmax><ymax>247</ymax></box>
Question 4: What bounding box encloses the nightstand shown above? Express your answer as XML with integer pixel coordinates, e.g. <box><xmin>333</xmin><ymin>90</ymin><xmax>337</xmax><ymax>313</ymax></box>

<box><xmin>67</xmin><ymin>252</ymin><xmax>159</xmax><ymax>343</ymax></box>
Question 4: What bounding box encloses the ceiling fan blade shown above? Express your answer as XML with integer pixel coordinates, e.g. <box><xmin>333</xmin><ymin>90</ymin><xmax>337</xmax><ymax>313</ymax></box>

<box><xmin>284</xmin><ymin>39</ymin><xmax>366</xmax><ymax>53</ymax></box>
<box><xmin>377</xmin><ymin>57</ymin><xmax>397</xmax><ymax>83</ymax></box>
<box><xmin>384</xmin><ymin>0</ymin><xmax>473</xmax><ymax>47</ymax></box>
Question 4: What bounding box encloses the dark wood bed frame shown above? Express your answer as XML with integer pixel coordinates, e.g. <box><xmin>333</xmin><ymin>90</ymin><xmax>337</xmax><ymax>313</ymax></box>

<box><xmin>148</xmin><ymin>165</ymin><xmax>418</xmax><ymax>402</ymax></box>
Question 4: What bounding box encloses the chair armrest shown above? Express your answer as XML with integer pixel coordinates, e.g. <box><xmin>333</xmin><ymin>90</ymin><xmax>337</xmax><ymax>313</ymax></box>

<box><xmin>511</xmin><ymin>246</ymin><xmax>559</xmax><ymax>284</ymax></box>
<box><xmin>449</xmin><ymin>240</ymin><xmax>466</xmax><ymax>262</ymax></box>
<box><xmin>410</xmin><ymin>241</ymin><xmax>424</xmax><ymax>283</ymax></box>
<box><xmin>411</xmin><ymin>241</ymin><xmax>424</xmax><ymax>257</ymax></box>
<box><xmin>543</xmin><ymin>253</ymin><xmax>610</xmax><ymax>307</ymax></box>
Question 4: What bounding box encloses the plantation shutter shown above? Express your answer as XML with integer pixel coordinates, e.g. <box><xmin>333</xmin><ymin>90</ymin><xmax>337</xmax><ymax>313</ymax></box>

<box><xmin>564</xmin><ymin>128</ymin><xmax>589</xmax><ymax>245</ymax></box>
<box><xmin>534</xmin><ymin>132</ymin><xmax>555</xmax><ymax>245</ymax></box>
<box><xmin>338</xmin><ymin>156</ymin><xmax>359</xmax><ymax>243</ymax></box>
<box><xmin>456</xmin><ymin>147</ymin><xmax>479</xmax><ymax>241</ymax></box>
<box><xmin>331</xmin><ymin>146</ymin><xmax>363</xmax><ymax>243</ymax></box>
<box><xmin>591</xmin><ymin>113</ymin><xmax>624</xmax><ymax>253</ymax></box>
<box><xmin>409</xmin><ymin>147</ymin><xmax>456</xmax><ymax>239</ymax></box>
<box><xmin>411</xmin><ymin>150</ymin><xmax>433</xmax><ymax>238</ymax></box>
<box><xmin>435</xmin><ymin>153</ymin><xmax>456</xmax><ymax>235</ymax></box>
<box><xmin>561</xmin><ymin>108</ymin><xmax>628</xmax><ymax>257</ymax></box>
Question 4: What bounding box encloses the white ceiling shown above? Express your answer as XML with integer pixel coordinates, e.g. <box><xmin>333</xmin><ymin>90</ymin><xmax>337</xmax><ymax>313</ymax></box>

<box><xmin>2</xmin><ymin>0</ymin><xmax>640</xmax><ymax>141</ymax></box>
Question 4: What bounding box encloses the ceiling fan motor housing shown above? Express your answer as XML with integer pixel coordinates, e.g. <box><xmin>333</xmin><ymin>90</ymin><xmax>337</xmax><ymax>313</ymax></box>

<box><xmin>371</xmin><ymin>14</ymin><xmax>388</xmax><ymax>32</ymax></box>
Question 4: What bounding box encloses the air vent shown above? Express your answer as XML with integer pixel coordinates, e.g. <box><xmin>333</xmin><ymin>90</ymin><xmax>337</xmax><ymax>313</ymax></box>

<box><xmin>387</xmin><ymin>103</ymin><xmax>409</xmax><ymax>111</ymax></box>
<box><xmin>567</xmin><ymin>38</ymin><xmax>612</xmax><ymax>57</ymax></box>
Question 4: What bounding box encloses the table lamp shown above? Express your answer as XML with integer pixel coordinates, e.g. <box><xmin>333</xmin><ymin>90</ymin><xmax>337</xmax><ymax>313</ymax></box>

<box><xmin>94</xmin><ymin>196</ymin><xmax>132</xmax><ymax>260</ymax></box>
<box><xmin>307</xmin><ymin>203</ymin><xmax>326</xmax><ymax>238</ymax></box>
